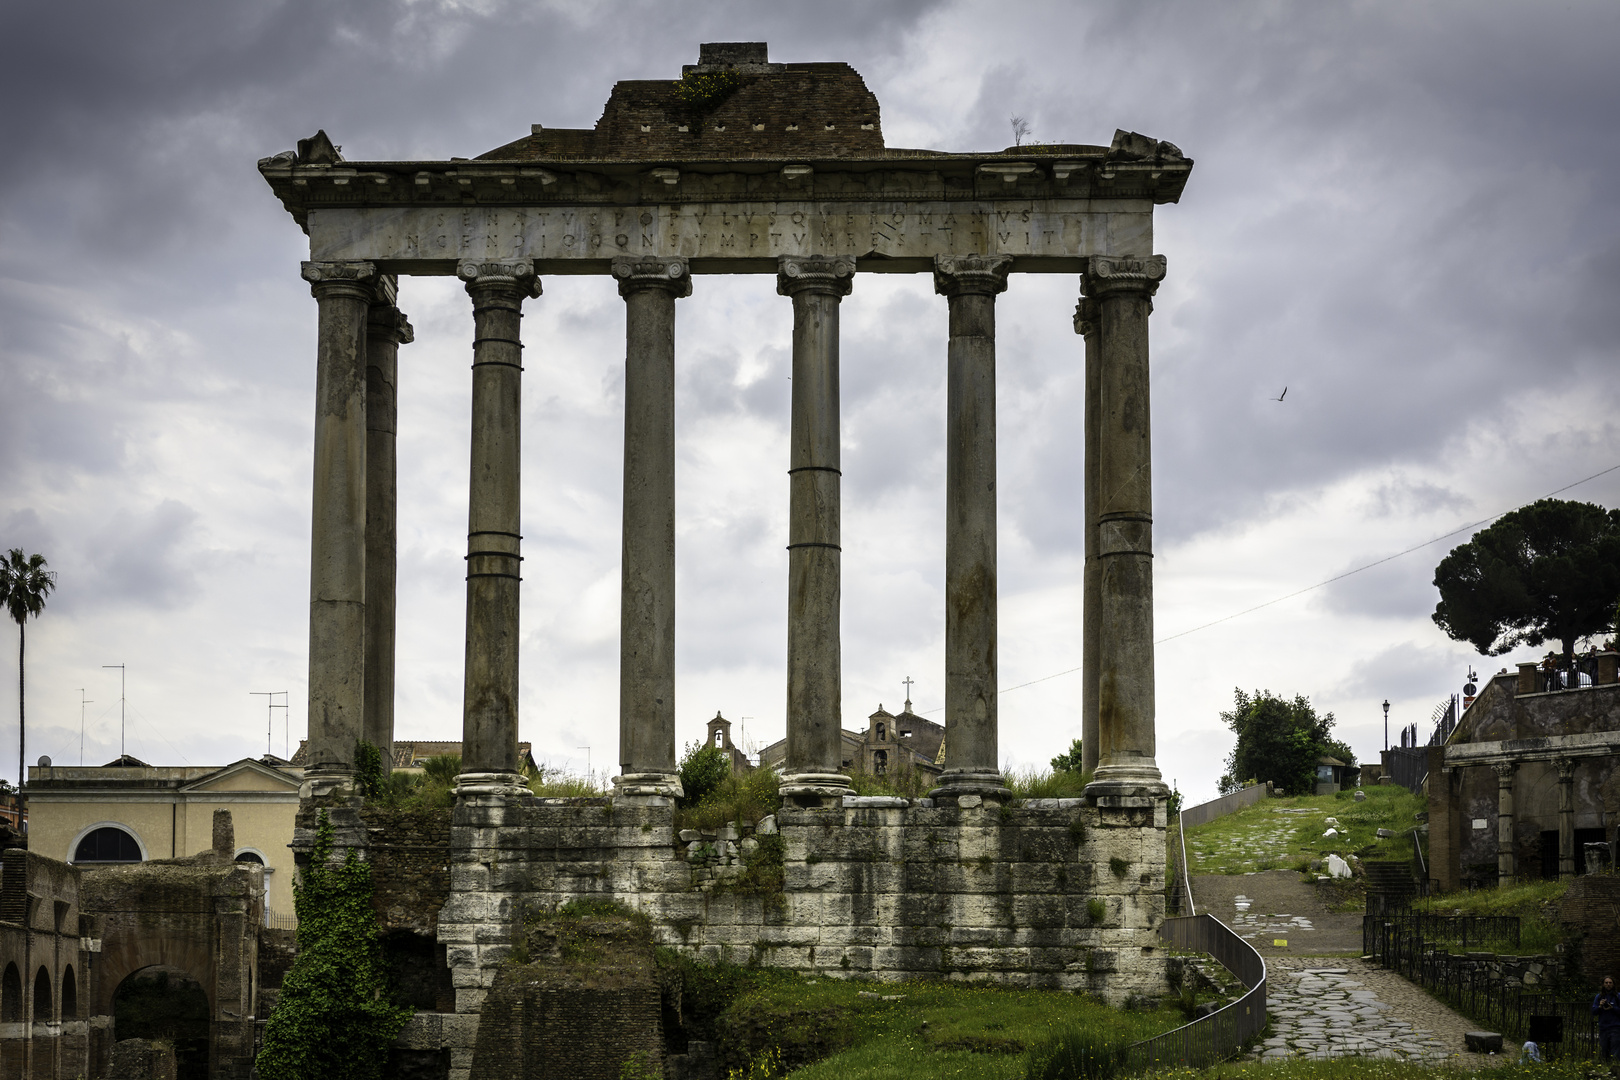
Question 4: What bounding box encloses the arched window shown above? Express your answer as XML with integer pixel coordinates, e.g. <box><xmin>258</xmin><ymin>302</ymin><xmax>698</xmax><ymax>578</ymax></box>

<box><xmin>61</xmin><ymin>965</ymin><xmax>76</xmax><ymax>1020</ymax></box>
<box><xmin>234</xmin><ymin>850</ymin><xmax>265</xmax><ymax>866</ymax></box>
<box><xmin>876</xmin><ymin>722</ymin><xmax>886</xmax><ymax>742</ymax></box>
<box><xmin>74</xmin><ymin>825</ymin><xmax>143</xmax><ymax>864</ymax></box>
<box><xmin>33</xmin><ymin>966</ymin><xmax>51</xmax><ymax>1022</ymax></box>
<box><xmin>1</xmin><ymin>963</ymin><xmax>20</xmax><ymax>1022</ymax></box>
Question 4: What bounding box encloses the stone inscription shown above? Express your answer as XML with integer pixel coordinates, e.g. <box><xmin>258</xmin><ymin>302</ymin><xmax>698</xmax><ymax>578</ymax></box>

<box><xmin>307</xmin><ymin>201</ymin><xmax>1152</xmax><ymax>268</ymax></box>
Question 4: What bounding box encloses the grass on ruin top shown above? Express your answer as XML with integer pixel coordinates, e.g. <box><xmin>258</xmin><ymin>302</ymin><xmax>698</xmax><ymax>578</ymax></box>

<box><xmin>1413</xmin><ymin>877</ymin><xmax>1571</xmax><ymax>955</ymax></box>
<box><xmin>716</xmin><ymin>972</ymin><xmax>1186</xmax><ymax>1080</ymax></box>
<box><xmin>1184</xmin><ymin>786</ymin><xmax>1426</xmax><ymax>876</ymax></box>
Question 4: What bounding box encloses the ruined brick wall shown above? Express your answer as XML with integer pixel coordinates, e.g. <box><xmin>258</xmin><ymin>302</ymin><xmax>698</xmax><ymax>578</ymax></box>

<box><xmin>467</xmin><ymin>920</ymin><xmax>664</xmax><ymax>1080</ymax></box>
<box><xmin>360</xmin><ymin>807</ymin><xmax>452</xmax><ymax>935</ymax></box>
<box><xmin>1559</xmin><ymin>875</ymin><xmax>1620</xmax><ymax>985</ymax></box>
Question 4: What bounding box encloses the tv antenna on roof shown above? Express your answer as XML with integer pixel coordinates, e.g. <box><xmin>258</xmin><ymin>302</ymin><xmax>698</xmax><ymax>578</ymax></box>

<box><xmin>77</xmin><ymin>689</ymin><xmax>92</xmax><ymax>765</ymax></box>
<box><xmin>251</xmin><ymin>691</ymin><xmax>288</xmax><ymax>757</ymax></box>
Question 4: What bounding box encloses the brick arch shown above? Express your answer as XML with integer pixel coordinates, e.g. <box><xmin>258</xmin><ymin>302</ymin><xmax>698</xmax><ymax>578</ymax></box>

<box><xmin>31</xmin><ymin>966</ymin><xmax>50</xmax><ymax>1022</ymax></box>
<box><xmin>93</xmin><ymin>934</ymin><xmax>216</xmax><ymax>1018</ymax></box>
<box><xmin>1</xmin><ymin>962</ymin><xmax>20</xmax><ymax>1022</ymax></box>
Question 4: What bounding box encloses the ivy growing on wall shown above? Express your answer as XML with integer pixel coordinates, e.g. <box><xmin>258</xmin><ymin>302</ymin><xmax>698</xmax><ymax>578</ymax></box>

<box><xmin>256</xmin><ymin>810</ymin><xmax>411</xmax><ymax>1080</ymax></box>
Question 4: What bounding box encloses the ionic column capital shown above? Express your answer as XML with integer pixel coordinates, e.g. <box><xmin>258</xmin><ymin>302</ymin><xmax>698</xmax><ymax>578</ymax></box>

<box><xmin>367</xmin><ymin>304</ymin><xmax>415</xmax><ymax>345</ymax></box>
<box><xmin>458</xmin><ymin>259</ymin><xmax>541</xmax><ymax>301</ymax></box>
<box><xmin>612</xmin><ymin>255</ymin><xmax>692</xmax><ymax>298</ymax></box>
<box><xmin>1073</xmin><ymin>296</ymin><xmax>1100</xmax><ymax>337</ymax></box>
<box><xmin>777</xmin><ymin>254</ymin><xmax>854</xmax><ymax>298</ymax></box>
<box><xmin>302</xmin><ymin>260</ymin><xmax>377</xmax><ymax>299</ymax></box>
<box><xmin>1082</xmin><ymin>254</ymin><xmax>1167</xmax><ymax>299</ymax></box>
<box><xmin>933</xmin><ymin>254</ymin><xmax>1012</xmax><ymax>298</ymax></box>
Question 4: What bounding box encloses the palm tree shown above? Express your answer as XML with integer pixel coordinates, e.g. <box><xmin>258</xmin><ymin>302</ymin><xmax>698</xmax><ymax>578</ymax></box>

<box><xmin>0</xmin><ymin>549</ymin><xmax>57</xmax><ymax>790</ymax></box>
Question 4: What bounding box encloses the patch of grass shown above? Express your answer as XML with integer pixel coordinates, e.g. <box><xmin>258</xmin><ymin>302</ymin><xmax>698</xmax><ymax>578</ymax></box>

<box><xmin>1414</xmin><ymin>877</ymin><xmax>1570</xmax><ymax>953</ymax></box>
<box><xmin>847</xmin><ymin>764</ymin><xmax>935</xmax><ymax>799</ymax></box>
<box><xmin>1183</xmin><ymin>785</ymin><xmax>1425</xmax><ymax>876</ymax></box>
<box><xmin>1086</xmin><ymin>898</ymin><xmax>1106</xmax><ymax>926</ymax></box>
<box><xmin>719</xmin><ymin>976</ymin><xmax>1184</xmax><ymax>1080</ymax></box>
<box><xmin>1003</xmin><ymin>766</ymin><xmax>1091</xmax><ymax>800</ymax></box>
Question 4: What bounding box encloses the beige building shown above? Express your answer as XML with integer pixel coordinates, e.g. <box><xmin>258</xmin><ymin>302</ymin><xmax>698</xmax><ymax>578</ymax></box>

<box><xmin>24</xmin><ymin>755</ymin><xmax>301</xmax><ymax>915</ymax></box>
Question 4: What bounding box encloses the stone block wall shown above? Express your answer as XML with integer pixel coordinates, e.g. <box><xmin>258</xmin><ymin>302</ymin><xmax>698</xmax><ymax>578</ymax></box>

<box><xmin>1559</xmin><ymin>874</ymin><xmax>1620</xmax><ymax>985</ymax></box>
<box><xmin>424</xmin><ymin>793</ymin><xmax>1169</xmax><ymax>1079</ymax></box>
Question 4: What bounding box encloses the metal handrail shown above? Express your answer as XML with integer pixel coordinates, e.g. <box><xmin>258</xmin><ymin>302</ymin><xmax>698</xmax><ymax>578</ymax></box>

<box><xmin>1127</xmin><ymin>914</ymin><xmax>1267</xmax><ymax>1069</ymax></box>
<box><xmin>1179</xmin><ymin>807</ymin><xmax>1196</xmax><ymax>916</ymax></box>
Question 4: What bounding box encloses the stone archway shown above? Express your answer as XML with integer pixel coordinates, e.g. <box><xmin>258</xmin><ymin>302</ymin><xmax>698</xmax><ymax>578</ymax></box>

<box><xmin>113</xmin><ymin>966</ymin><xmax>211</xmax><ymax>1080</ymax></box>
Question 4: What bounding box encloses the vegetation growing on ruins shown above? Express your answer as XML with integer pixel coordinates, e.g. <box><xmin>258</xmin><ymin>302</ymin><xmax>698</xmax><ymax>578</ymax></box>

<box><xmin>1412</xmin><ymin>877</ymin><xmax>1569</xmax><ymax>954</ymax></box>
<box><xmin>256</xmin><ymin>811</ymin><xmax>411</xmax><ymax>1080</ymax></box>
<box><xmin>676</xmin><ymin>745</ymin><xmax>780</xmax><ymax>832</ymax></box>
<box><xmin>672</xmin><ymin>68</ymin><xmax>741</xmax><ymax>113</ymax></box>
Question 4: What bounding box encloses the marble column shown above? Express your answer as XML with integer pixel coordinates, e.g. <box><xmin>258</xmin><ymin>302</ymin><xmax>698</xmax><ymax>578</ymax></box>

<box><xmin>1081</xmin><ymin>255</ymin><xmax>1169</xmax><ymax>800</ymax></box>
<box><xmin>1495</xmin><ymin>762</ymin><xmax>1516</xmax><ymax>886</ymax></box>
<box><xmin>456</xmin><ymin>259</ymin><xmax>539</xmax><ymax>797</ymax></box>
<box><xmin>777</xmin><ymin>255</ymin><xmax>855</xmax><ymax>806</ymax></box>
<box><xmin>1557</xmin><ymin>757</ymin><xmax>1576</xmax><ymax>880</ymax></box>
<box><xmin>1074</xmin><ymin>296</ymin><xmax>1101</xmax><ymax>777</ymax></box>
<box><xmin>611</xmin><ymin>256</ymin><xmax>691</xmax><ymax>801</ymax></box>
<box><xmin>932</xmin><ymin>254</ymin><xmax>1013</xmax><ymax>801</ymax></box>
<box><xmin>363</xmin><ymin>285</ymin><xmax>412</xmax><ymax>775</ymax></box>
<box><xmin>300</xmin><ymin>260</ymin><xmax>376</xmax><ymax>797</ymax></box>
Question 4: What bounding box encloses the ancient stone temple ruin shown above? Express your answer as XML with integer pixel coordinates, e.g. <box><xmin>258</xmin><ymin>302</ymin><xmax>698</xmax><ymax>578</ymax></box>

<box><xmin>261</xmin><ymin>42</ymin><xmax>1192</xmax><ymax>1078</ymax></box>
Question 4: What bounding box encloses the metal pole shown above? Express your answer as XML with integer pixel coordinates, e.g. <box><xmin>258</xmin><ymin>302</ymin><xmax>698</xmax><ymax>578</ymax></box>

<box><xmin>77</xmin><ymin>690</ymin><xmax>91</xmax><ymax>765</ymax></box>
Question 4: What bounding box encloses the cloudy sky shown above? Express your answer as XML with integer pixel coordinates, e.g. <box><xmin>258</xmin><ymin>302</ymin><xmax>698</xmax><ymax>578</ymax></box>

<box><xmin>3</xmin><ymin>1</ymin><xmax>1618</xmax><ymax>802</ymax></box>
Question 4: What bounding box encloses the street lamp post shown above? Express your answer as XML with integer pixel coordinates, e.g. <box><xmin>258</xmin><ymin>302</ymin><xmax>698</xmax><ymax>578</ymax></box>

<box><xmin>1383</xmin><ymin>699</ymin><xmax>1391</xmax><ymax>752</ymax></box>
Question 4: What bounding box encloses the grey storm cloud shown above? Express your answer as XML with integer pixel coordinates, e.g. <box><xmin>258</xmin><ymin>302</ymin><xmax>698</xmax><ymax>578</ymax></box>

<box><xmin>2</xmin><ymin>0</ymin><xmax>1618</xmax><ymax>797</ymax></box>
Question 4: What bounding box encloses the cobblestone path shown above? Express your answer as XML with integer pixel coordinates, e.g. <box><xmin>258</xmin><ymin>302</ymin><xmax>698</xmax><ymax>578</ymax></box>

<box><xmin>1257</xmin><ymin>957</ymin><xmax>1502</xmax><ymax>1065</ymax></box>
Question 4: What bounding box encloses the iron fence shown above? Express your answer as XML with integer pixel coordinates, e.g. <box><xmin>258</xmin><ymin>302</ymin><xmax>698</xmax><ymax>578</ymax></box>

<box><xmin>1363</xmin><ymin>914</ymin><xmax>1520</xmax><ymax>952</ymax></box>
<box><xmin>1126</xmin><ymin>915</ymin><xmax>1266</xmax><ymax>1070</ymax></box>
<box><xmin>1364</xmin><ymin>914</ymin><xmax>1596</xmax><ymax>1058</ymax></box>
<box><xmin>265</xmin><ymin>908</ymin><xmax>298</xmax><ymax>931</ymax></box>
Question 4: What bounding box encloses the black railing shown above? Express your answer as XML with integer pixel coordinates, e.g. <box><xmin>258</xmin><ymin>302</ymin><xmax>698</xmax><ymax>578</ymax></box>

<box><xmin>1532</xmin><ymin>657</ymin><xmax>1601</xmax><ymax>694</ymax></box>
<box><xmin>1365</xmin><ymin>914</ymin><xmax>1595</xmax><ymax>1058</ymax></box>
<box><xmin>1128</xmin><ymin>915</ymin><xmax>1266</xmax><ymax>1069</ymax></box>
<box><xmin>1384</xmin><ymin>747</ymin><xmax>1428</xmax><ymax>795</ymax></box>
<box><xmin>1363</xmin><ymin>914</ymin><xmax>1519</xmax><ymax>952</ymax></box>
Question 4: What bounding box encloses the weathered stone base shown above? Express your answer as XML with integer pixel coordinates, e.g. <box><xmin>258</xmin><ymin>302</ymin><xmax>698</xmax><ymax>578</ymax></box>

<box><xmin>430</xmin><ymin>792</ymin><xmax>1170</xmax><ymax>1079</ymax></box>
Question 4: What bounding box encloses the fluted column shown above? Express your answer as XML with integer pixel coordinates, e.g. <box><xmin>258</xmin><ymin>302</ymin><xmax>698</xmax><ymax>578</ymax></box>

<box><xmin>364</xmin><ymin>285</ymin><xmax>412</xmax><ymax>775</ymax></box>
<box><xmin>300</xmin><ymin>260</ymin><xmax>376</xmax><ymax>798</ymax></box>
<box><xmin>456</xmin><ymin>259</ymin><xmax>539</xmax><ymax>797</ymax></box>
<box><xmin>611</xmin><ymin>255</ymin><xmax>691</xmax><ymax>801</ymax></box>
<box><xmin>1495</xmin><ymin>762</ymin><xmax>1516</xmax><ymax>886</ymax></box>
<box><xmin>1557</xmin><ymin>757</ymin><xmax>1576</xmax><ymax>880</ymax></box>
<box><xmin>1082</xmin><ymin>255</ymin><xmax>1169</xmax><ymax>801</ymax></box>
<box><xmin>777</xmin><ymin>255</ymin><xmax>855</xmax><ymax>806</ymax></box>
<box><xmin>1074</xmin><ymin>296</ymin><xmax>1101</xmax><ymax>777</ymax></box>
<box><xmin>932</xmin><ymin>255</ymin><xmax>1013</xmax><ymax>801</ymax></box>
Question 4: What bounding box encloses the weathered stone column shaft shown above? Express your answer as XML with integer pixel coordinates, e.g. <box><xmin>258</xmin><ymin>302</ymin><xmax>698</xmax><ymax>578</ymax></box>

<box><xmin>458</xmin><ymin>260</ymin><xmax>539</xmax><ymax>794</ymax></box>
<box><xmin>363</xmin><ymin>286</ymin><xmax>412</xmax><ymax>775</ymax></box>
<box><xmin>1083</xmin><ymin>255</ymin><xmax>1168</xmax><ymax>799</ymax></box>
<box><xmin>613</xmin><ymin>256</ymin><xmax>690</xmax><ymax>800</ymax></box>
<box><xmin>301</xmin><ymin>260</ymin><xmax>376</xmax><ymax>793</ymax></box>
<box><xmin>1075</xmin><ymin>297</ymin><xmax>1101</xmax><ymax>777</ymax></box>
<box><xmin>1496</xmin><ymin>762</ymin><xmax>1516</xmax><ymax>886</ymax></box>
<box><xmin>1557</xmin><ymin>758</ymin><xmax>1576</xmax><ymax>880</ymax></box>
<box><xmin>934</xmin><ymin>255</ymin><xmax>1012</xmax><ymax>800</ymax></box>
<box><xmin>778</xmin><ymin>255</ymin><xmax>854</xmax><ymax>803</ymax></box>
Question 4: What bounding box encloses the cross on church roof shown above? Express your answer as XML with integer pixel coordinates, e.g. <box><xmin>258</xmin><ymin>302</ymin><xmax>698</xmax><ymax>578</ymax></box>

<box><xmin>902</xmin><ymin>675</ymin><xmax>914</xmax><ymax>712</ymax></box>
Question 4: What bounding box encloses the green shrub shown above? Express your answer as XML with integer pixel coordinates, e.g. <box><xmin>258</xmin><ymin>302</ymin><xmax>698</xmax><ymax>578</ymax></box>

<box><xmin>680</xmin><ymin>741</ymin><xmax>732</xmax><ymax>808</ymax></box>
<box><xmin>671</xmin><ymin>69</ymin><xmax>741</xmax><ymax>112</ymax></box>
<box><xmin>1005</xmin><ymin>767</ymin><xmax>1090</xmax><ymax>800</ymax></box>
<box><xmin>1086</xmin><ymin>898</ymin><xmax>1106</xmax><ymax>926</ymax></box>
<box><xmin>256</xmin><ymin>811</ymin><xmax>411</xmax><ymax>1080</ymax></box>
